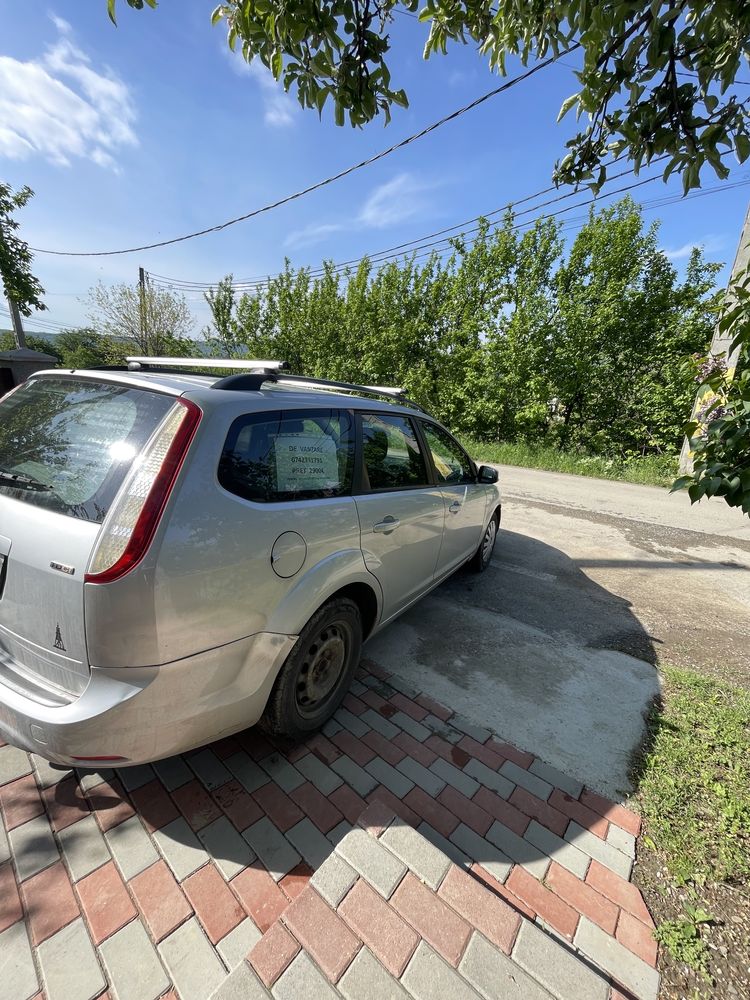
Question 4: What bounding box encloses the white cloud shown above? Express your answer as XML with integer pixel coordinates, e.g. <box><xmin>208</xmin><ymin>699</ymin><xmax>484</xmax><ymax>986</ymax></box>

<box><xmin>227</xmin><ymin>50</ymin><xmax>296</xmax><ymax>128</ymax></box>
<box><xmin>663</xmin><ymin>235</ymin><xmax>725</xmax><ymax>260</ymax></box>
<box><xmin>284</xmin><ymin>172</ymin><xmax>433</xmax><ymax>250</ymax></box>
<box><xmin>0</xmin><ymin>17</ymin><xmax>137</xmax><ymax>169</ymax></box>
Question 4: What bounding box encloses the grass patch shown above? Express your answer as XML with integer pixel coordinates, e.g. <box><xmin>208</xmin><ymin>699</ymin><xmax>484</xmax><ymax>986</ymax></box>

<box><xmin>637</xmin><ymin>666</ymin><xmax>750</xmax><ymax>886</ymax></box>
<box><xmin>463</xmin><ymin>439</ymin><xmax>678</xmax><ymax>488</ymax></box>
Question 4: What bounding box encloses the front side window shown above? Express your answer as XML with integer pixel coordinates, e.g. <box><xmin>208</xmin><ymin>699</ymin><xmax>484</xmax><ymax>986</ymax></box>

<box><xmin>219</xmin><ymin>408</ymin><xmax>354</xmax><ymax>503</ymax></box>
<box><xmin>0</xmin><ymin>377</ymin><xmax>175</xmax><ymax>522</ymax></box>
<box><xmin>421</xmin><ymin>422</ymin><xmax>476</xmax><ymax>485</ymax></box>
<box><xmin>361</xmin><ymin>412</ymin><xmax>428</xmax><ymax>490</ymax></box>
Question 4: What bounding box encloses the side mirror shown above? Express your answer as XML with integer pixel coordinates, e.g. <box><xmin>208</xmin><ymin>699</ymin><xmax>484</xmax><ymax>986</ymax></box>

<box><xmin>477</xmin><ymin>465</ymin><xmax>499</xmax><ymax>484</ymax></box>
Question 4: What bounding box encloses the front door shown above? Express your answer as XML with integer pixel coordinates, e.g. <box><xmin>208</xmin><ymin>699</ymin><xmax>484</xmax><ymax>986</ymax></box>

<box><xmin>354</xmin><ymin>412</ymin><xmax>444</xmax><ymax>623</ymax></box>
<box><xmin>420</xmin><ymin>421</ymin><xmax>487</xmax><ymax>575</ymax></box>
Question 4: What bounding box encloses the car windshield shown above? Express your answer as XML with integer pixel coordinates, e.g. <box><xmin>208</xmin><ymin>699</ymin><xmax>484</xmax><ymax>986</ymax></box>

<box><xmin>0</xmin><ymin>377</ymin><xmax>174</xmax><ymax>523</ymax></box>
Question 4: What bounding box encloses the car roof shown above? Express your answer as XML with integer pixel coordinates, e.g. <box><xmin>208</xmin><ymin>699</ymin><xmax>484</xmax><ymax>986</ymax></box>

<box><xmin>30</xmin><ymin>368</ymin><xmax>428</xmax><ymax>418</ymax></box>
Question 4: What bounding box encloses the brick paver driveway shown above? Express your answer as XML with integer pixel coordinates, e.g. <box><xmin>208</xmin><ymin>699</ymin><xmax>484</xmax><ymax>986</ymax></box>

<box><xmin>0</xmin><ymin>661</ymin><xmax>658</xmax><ymax>1000</ymax></box>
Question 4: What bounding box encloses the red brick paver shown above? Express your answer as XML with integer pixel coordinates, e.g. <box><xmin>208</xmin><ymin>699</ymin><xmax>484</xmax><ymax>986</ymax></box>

<box><xmin>0</xmin><ymin>774</ymin><xmax>44</xmax><ymax>830</ymax></box>
<box><xmin>507</xmin><ymin>865</ymin><xmax>579</xmax><ymax>940</ymax></box>
<box><xmin>183</xmin><ymin>863</ymin><xmax>244</xmax><ymax>944</ymax></box>
<box><xmin>282</xmin><ymin>886</ymin><xmax>360</xmax><ymax>982</ymax></box>
<box><xmin>130</xmin><ymin>860</ymin><xmax>192</xmax><ymax>942</ymax></box>
<box><xmin>392</xmin><ymin>872</ymin><xmax>471</xmax><ymax>966</ymax></box>
<box><xmin>248</xmin><ymin>920</ymin><xmax>300</xmax><ymax>987</ymax></box>
<box><xmin>77</xmin><ymin>861</ymin><xmax>137</xmax><ymax>944</ymax></box>
<box><xmin>338</xmin><ymin>877</ymin><xmax>418</xmax><ymax>978</ymax></box>
<box><xmin>22</xmin><ymin>861</ymin><xmax>79</xmax><ymax>945</ymax></box>
<box><xmin>231</xmin><ymin>865</ymin><xmax>288</xmax><ymax>933</ymax></box>
<box><xmin>439</xmin><ymin>864</ymin><xmax>520</xmax><ymax>954</ymax></box>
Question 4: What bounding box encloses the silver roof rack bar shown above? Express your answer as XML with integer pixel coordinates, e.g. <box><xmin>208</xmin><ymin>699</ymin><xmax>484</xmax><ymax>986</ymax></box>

<box><xmin>125</xmin><ymin>356</ymin><xmax>287</xmax><ymax>371</ymax></box>
<box><xmin>273</xmin><ymin>374</ymin><xmax>425</xmax><ymax>412</ymax></box>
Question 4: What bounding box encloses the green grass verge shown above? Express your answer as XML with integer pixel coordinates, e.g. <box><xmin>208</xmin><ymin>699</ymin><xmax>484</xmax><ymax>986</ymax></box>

<box><xmin>638</xmin><ymin>666</ymin><xmax>750</xmax><ymax>885</ymax></box>
<box><xmin>462</xmin><ymin>439</ymin><xmax>678</xmax><ymax>488</ymax></box>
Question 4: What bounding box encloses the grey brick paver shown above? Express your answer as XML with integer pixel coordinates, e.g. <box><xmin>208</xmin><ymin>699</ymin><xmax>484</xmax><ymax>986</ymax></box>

<box><xmin>32</xmin><ymin>755</ymin><xmax>70</xmax><ymax>789</ymax></box>
<box><xmin>188</xmin><ymin>749</ymin><xmax>232</xmax><ymax>791</ymax></box>
<box><xmin>384</xmin><ymin>674</ymin><xmax>420</xmax><ymax>699</ymax></box>
<box><xmin>349</xmin><ymin>679</ymin><xmax>367</xmax><ymax>696</ymax></box>
<box><xmin>336</xmin><ymin>827</ymin><xmax>406</xmax><ymax>897</ymax></box>
<box><xmin>449</xmin><ymin>715</ymin><xmax>492</xmax><ymax>744</ymax></box>
<box><xmin>295</xmin><ymin>753</ymin><xmax>343</xmax><ymax>796</ymax></box>
<box><xmin>0</xmin><ymin>812</ymin><xmax>10</xmax><ymax>864</ymax></box>
<box><xmin>486</xmin><ymin>821</ymin><xmax>550</xmax><ymax>880</ymax></box>
<box><xmin>105</xmin><ymin>814</ymin><xmax>159</xmax><ymax>880</ymax></box>
<box><xmin>257</xmin><ymin>754</ymin><xmax>305</xmax><ymax>794</ymax></box>
<box><xmin>500</xmin><ymin>761</ymin><xmax>553</xmax><ymax>801</ymax></box>
<box><xmin>365</xmin><ymin>757</ymin><xmax>415</xmax><ymax>798</ymax></box>
<box><xmin>322</xmin><ymin>718</ymin><xmax>343</xmax><ymax>738</ymax></box>
<box><xmin>606</xmin><ymin>824</ymin><xmax>636</xmax><ymax>858</ymax></box>
<box><xmin>528</xmin><ymin>760</ymin><xmax>583</xmax><ymax>799</ymax></box>
<box><xmin>58</xmin><ymin>814</ymin><xmax>111</xmax><ymax>882</ymax></box>
<box><xmin>225</xmin><ymin>752</ymin><xmax>270</xmax><ymax>794</ymax></box>
<box><xmin>310</xmin><ymin>852</ymin><xmax>357</xmax><ymax>907</ymax></box>
<box><xmin>335</xmin><ymin>708</ymin><xmax>370</xmax><ymax>738</ymax></box>
<box><xmin>0</xmin><ymin>745</ymin><xmax>31</xmax><ymax>786</ymax></box>
<box><xmin>217</xmin><ymin>917</ymin><xmax>263</xmax><ymax>969</ymax></box>
<box><xmin>390</xmin><ymin>711</ymin><xmax>430</xmax><ymax>742</ymax></box>
<box><xmin>401</xmin><ymin>942</ymin><xmax>482</xmax><ymax>1000</ymax></box>
<box><xmin>152</xmin><ymin>755</ymin><xmax>193</xmax><ymax>791</ymax></box>
<box><xmin>330</xmin><ymin>755</ymin><xmax>378</xmax><ymax>798</ymax></box>
<box><xmin>285</xmin><ymin>817</ymin><xmax>334</xmax><ymax>869</ymax></box>
<box><xmin>396</xmin><ymin>756</ymin><xmax>445</xmax><ymax>798</ymax></box>
<box><xmin>565</xmin><ymin>823</ymin><xmax>633</xmax><ymax>879</ymax></box>
<box><xmin>574</xmin><ymin>917</ymin><xmax>659</xmax><ymax>1000</ymax></box>
<box><xmin>76</xmin><ymin>768</ymin><xmax>113</xmax><ymax>792</ymax></box>
<box><xmin>339</xmin><ymin>946</ymin><xmax>410</xmax><ymax>999</ymax></box>
<box><xmin>422</xmin><ymin>715</ymin><xmax>461</xmax><ymax>742</ymax></box>
<box><xmin>9</xmin><ymin>813</ymin><xmax>58</xmax><ymax>881</ymax></box>
<box><xmin>380</xmin><ymin>822</ymin><xmax>451</xmax><ymax>890</ymax></box>
<box><xmin>326</xmin><ymin>820</ymin><xmax>353</xmax><ymax>846</ymax></box>
<box><xmin>0</xmin><ymin>920</ymin><xmax>39</xmax><ymax>1000</ymax></box>
<box><xmin>210</xmin><ymin>961</ymin><xmax>272</xmax><ymax>999</ymax></box>
<box><xmin>460</xmin><ymin>932</ymin><xmax>552</xmax><ymax>1000</ymax></box>
<box><xmin>272</xmin><ymin>951</ymin><xmax>340</xmax><ymax>1000</ymax></box>
<box><xmin>99</xmin><ymin>918</ymin><xmax>170</xmax><ymax>1000</ymax></box>
<box><xmin>159</xmin><ymin>917</ymin><xmax>226</xmax><ymax>1000</ymax></box>
<box><xmin>449</xmin><ymin>824</ymin><xmax>511</xmax><ymax>882</ymax></box>
<box><xmin>512</xmin><ymin>920</ymin><xmax>608</xmax><ymax>1000</ymax></box>
<box><xmin>463</xmin><ymin>758</ymin><xmax>514</xmax><ymax>799</ymax></box>
<box><xmin>524</xmin><ymin>821</ymin><xmax>590</xmax><ymax>879</ymax></box>
<box><xmin>242</xmin><ymin>817</ymin><xmax>301</xmax><ymax>881</ymax></box>
<box><xmin>418</xmin><ymin>822</ymin><xmax>471</xmax><ymax>868</ymax></box>
<box><xmin>117</xmin><ymin>764</ymin><xmax>154</xmax><ymax>791</ymax></box>
<box><xmin>198</xmin><ymin>816</ymin><xmax>256</xmax><ymax>880</ymax></box>
<box><xmin>430</xmin><ymin>757</ymin><xmax>479</xmax><ymax>798</ymax></box>
<box><xmin>361</xmin><ymin>709</ymin><xmax>399</xmax><ymax>741</ymax></box>
<box><xmin>153</xmin><ymin>816</ymin><xmax>209</xmax><ymax>881</ymax></box>
<box><xmin>37</xmin><ymin>918</ymin><xmax>106</xmax><ymax>1000</ymax></box>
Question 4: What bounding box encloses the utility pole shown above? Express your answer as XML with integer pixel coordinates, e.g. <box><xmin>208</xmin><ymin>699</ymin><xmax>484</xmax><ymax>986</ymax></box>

<box><xmin>138</xmin><ymin>266</ymin><xmax>147</xmax><ymax>353</ymax></box>
<box><xmin>4</xmin><ymin>294</ymin><xmax>26</xmax><ymax>349</ymax></box>
<box><xmin>679</xmin><ymin>201</ymin><xmax>750</xmax><ymax>473</ymax></box>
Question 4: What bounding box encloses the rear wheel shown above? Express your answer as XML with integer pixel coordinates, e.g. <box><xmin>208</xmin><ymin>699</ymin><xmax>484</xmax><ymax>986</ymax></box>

<box><xmin>470</xmin><ymin>512</ymin><xmax>499</xmax><ymax>573</ymax></box>
<box><xmin>261</xmin><ymin>598</ymin><xmax>362</xmax><ymax>739</ymax></box>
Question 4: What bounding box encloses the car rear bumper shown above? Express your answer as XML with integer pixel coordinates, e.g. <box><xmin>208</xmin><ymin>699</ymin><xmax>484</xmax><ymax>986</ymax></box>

<box><xmin>0</xmin><ymin>631</ymin><xmax>297</xmax><ymax>766</ymax></box>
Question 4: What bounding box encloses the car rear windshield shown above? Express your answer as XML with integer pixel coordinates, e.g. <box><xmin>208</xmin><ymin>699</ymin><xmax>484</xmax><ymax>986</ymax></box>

<box><xmin>0</xmin><ymin>377</ymin><xmax>175</xmax><ymax>523</ymax></box>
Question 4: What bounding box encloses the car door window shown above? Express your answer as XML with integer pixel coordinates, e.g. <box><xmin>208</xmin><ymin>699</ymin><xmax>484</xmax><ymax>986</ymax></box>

<box><xmin>421</xmin><ymin>423</ymin><xmax>476</xmax><ymax>485</ymax></box>
<box><xmin>361</xmin><ymin>413</ymin><xmax>428</xmax><ymax>491</ymax></box>
<box><xmin>219</xmin><ymin>408</ymin><xmax>355</xmax><ymax>502</ymax></box>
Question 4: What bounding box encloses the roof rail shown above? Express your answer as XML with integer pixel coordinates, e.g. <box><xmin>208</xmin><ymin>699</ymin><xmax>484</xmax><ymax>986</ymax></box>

<box><xmin>270</xmin><ymin>374</ymin><xmax>426</xmax><ymax>412</ymax></box>
<box><xmin>125</xmin><ymin>356</ymin><xmax>288</xmax><ymax>372</ymax></box>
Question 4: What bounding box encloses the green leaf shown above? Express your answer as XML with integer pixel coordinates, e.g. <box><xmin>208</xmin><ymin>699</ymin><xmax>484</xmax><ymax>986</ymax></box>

<box><xmin>557</xmin><ymin>92</ymin><xmax>580</xmax><ymax>123</ymax></box>
<box><xmin>211</xmin><ymin>5</ymin><xmax>223</xmax><ymax>26</ymax></box>
<box><xmin>735</xmin><ymin>134</ymin><xmax>750</xmax><ymax>164</ymax></box>
<box><xmin>108</xmin><ymin>0</ymin><xmax>118</xmax><ymax>25</ymax></box>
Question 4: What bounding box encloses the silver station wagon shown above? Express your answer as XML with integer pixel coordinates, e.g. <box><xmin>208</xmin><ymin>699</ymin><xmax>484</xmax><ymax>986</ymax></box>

<box><xmin>0</xmin><ymin>358</ymin><xmax>501</xmax><ymax>766</ymax></box>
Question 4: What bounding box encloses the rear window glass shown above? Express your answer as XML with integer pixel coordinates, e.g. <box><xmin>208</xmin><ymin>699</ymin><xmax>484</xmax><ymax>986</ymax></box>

<box><xmin>0</xmin><ymin>377</ymin><xmax>174</xmax><ymax>523</ymax></box>
<box><xmin>219</xmin><ymin>408</ymin><xmax>355</xmax><ymax>503</ymax></box>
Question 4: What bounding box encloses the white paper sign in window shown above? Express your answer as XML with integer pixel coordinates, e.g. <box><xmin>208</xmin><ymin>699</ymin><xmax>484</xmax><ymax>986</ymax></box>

<box><xmin>275</xmin><ymin>433</ymin><xmax>340</xmax><ymax>492</ymax></box>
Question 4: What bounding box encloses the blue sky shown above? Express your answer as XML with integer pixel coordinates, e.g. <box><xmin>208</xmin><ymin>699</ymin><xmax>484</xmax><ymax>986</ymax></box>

<box><xmin>1</xmin><ymin>0</ymin><xmax>748</xmax><ymax>337</ymax></box>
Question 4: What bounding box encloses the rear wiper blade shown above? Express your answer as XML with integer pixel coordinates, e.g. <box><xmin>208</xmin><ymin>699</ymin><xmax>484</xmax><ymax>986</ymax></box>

<box><xmin>0</xmin><ymin>469</ymin><xmax>53</xmax><ymax>492</ymax></box>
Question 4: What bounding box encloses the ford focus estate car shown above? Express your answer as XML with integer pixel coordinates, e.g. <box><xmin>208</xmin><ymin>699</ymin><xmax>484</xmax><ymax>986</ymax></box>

<box><xmin>0</xmin><ymin>358</ymin><xmax>501</xmax><ymax>766</ymax></box>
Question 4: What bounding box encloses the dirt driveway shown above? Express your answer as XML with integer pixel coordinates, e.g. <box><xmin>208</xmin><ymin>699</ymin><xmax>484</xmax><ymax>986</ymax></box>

<box><xmin>366</xmin><ymin>466</ymin><xmax>750</xmax><ymax>800</ymax></box>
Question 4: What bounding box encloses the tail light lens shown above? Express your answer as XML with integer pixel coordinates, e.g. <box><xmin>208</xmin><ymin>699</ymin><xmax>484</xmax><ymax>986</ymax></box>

<box><xmin>85</xmin><ymin>398</ymin><xmax>201</xmax><ymax>584</ymax></box>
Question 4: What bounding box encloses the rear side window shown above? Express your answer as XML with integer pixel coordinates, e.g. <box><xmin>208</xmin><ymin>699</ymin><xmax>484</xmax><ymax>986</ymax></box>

<box><xmin>361</xmin><ymin>412</ymin><xmax>428</xmax><ymax>490</ymax></box>
<box><xmin>0</xmin><ymin>377</ymin><xmax>175</xmax><ymax>523</ymax></box>
<box><xmin>219</xmin><ymin>408</ymin><xmax>355</xmax><ymax>503</ymax></box>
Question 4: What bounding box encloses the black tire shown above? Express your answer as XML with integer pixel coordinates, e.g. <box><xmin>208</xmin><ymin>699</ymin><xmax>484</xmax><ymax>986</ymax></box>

<box><xmin>470</xmin><ymin>512</ymin><xmax>499</xmax><ymax>573</ymax></box>
<box><xmin>261</xmin><ymin>598</ymin><xmax>362</xmax><ymax>739</ymax></box>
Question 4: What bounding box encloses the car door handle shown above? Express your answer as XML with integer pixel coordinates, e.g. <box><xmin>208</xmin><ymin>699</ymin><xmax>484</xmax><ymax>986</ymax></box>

<box><xmin>373</xmin><ymin>516</ymin><xmax>400</xmax><ymax>534</ymax></box>
<box><xmin>448</xmin><ymin>501</ymin><xmax>462</xmax><ymax>514</ymax></box>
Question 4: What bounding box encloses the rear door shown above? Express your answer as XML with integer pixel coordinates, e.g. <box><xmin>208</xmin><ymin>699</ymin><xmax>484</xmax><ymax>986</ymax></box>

<box><xmin>0</xmin><ymin>376</ymin><xmax>175</xmax><ymax>698</ymax></box>
<box><xmin>420</xmin><ymin>421</ymin><xmax>487</xmax><ymax>575</ymax></box>
<box><xmin>354</xmin><ymin>411</ymin><xmax>444</xmax><ymax>623</ymax></box>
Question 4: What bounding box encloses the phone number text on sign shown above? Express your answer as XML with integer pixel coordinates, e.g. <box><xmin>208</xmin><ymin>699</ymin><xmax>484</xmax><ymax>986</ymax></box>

<box><xmin>275</xmin><ymin>434</ymin><xmax>340</xmax><ymax>491</ymax></box>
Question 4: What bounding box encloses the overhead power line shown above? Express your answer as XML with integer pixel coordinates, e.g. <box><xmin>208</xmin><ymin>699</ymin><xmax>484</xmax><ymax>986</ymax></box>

<box><xmin>29</xmin><ymin>47</ymin><xmax>578</xmax><ymax>259</ymax></box>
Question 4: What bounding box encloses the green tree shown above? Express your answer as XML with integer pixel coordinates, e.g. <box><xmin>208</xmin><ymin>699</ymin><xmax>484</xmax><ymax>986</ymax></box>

<box><xmin>110</xmin><ymin>1</ymin><xmax>750</xmax><ymax>190</ymax></box>
<box><xmin>0</xmin><ymin>330</ymin><xmax>59</xmax><ymax>357</ymax></box>
<box><xmin>0</xmin><ymin>182</ymin><xmax>46</xmax><ymax>316</ymax></box>
<box><xmin>204</xmin><ymin>275</ymin><xmax>245</xmax><ymax>357</ymax></box>
<box><xmin>87</xmin><ymin>281</ymin><xmax>195</xmax><ymax>356</ymax></box>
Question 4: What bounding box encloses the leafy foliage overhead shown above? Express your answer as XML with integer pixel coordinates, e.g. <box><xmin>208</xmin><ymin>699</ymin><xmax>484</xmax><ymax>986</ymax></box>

<box><xmin>108</xmin><ymin>1</ymin><xmax>750</xmax><ymax>191</ymax></box>
<box><xmin>0</xmin><ymin>182</ymin><xmax>46</xmax><ymax>317</ymax></box>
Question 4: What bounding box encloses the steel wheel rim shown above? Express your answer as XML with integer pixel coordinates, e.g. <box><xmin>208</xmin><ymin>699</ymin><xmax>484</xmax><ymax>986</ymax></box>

<box><xmin>482</xmin><ymin>518</ymin><xmax>497</xmax><ymax>563</ymax></box>
<box><xmin>296</xmin><ymin>620</ymin><xmax>351</xmax><ymax>718</ymax></box>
